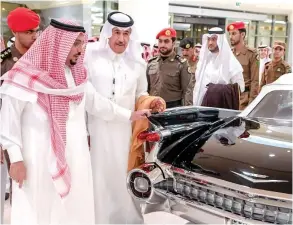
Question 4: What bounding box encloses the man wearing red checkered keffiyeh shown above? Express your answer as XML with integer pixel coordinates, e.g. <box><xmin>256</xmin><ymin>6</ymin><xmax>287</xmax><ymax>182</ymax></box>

<box><xmin>0</xmin><ymin>18</ymin><xmax>150</xmax><ymax>224</ymax></box>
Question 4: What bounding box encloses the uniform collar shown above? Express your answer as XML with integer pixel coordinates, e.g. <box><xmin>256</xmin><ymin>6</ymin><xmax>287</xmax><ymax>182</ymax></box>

<box><xmin>272</xmin><ymin>58</ymin><xmax>283</xmax><ymax>65</ymax></box>
<box><xmin>159</xmin><ymin>51</ymin><xmax>176</xmax><ymax>62</ymax></box>
<box><xmin>233</xmin><ymin>45</ymin><xmax>248</xmax><ymax>55</ymax></box>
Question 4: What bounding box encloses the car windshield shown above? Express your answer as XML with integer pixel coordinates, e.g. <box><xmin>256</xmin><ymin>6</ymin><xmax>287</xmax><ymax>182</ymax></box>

<box><xmin>248</xmin><ymin>90</ymin><xmax>292</xmax><ymax>120</ymax></box>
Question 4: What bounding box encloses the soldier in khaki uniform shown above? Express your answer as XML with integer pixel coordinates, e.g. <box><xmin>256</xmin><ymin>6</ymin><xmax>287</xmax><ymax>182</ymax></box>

<box><xmin>260</xmin><ymin>41</ymin><xmax>291</xmax><ymax>89</ymax></box>
<box><xmin>179</xmin><ymin>38</ymin><xmax>200</xmax><ymax>105</ymax></box>
<box><xmin>147</xmin><ymin>28</ymin><xmax>192</xmax><ymax>108</ymax></box>
<box><xmin>0</xmin><ymin>7</ymin><xmax>40</xmax><ymax>213</ymax></box>
<box><xmin>227</xmin><ymin>21</ymin><xmax>259</xmax><ymax>110</ymax></box>
<box><xmin>179</xmin><ymin>37</ymin><xmax>199</xmax><ymax>73</ymax></box>
<box><xmin>1</xmin><ymin>8</ymin><xmax>40</xmax><ymax>76</ymax></box>
<box><xmin>1</xmin><ymin>45</ymin><xmax>23</xmax><ymax>76</ymax></box>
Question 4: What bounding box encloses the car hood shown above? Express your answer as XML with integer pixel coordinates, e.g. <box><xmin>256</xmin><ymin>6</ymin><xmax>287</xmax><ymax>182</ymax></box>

<box><xmin>190</xmin><ymin>117</ymin><xmax>292</xmax><ymax>194</ymax></box>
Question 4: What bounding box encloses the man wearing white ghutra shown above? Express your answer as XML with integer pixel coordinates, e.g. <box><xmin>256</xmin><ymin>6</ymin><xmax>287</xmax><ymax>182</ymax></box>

<box><xmin>193</xmin><ymin>27</ymin><xmax>245</xmax><ymax>107</ymax></box>
<box><xmin>85</xmin><ymin>11</ymin><xmax>164</xmax><ymax>224</ymax></box>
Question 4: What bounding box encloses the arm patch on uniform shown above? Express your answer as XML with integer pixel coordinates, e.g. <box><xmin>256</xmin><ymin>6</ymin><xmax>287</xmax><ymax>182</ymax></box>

<box><xmin>1</xmin><ymin>47</ymin><xmax>12</xmax><ymax>63</ymax></box>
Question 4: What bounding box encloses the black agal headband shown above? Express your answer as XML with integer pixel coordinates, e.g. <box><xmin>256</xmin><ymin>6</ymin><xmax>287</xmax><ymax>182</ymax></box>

<box><xmin>50</xmin><ymin>19</ymin><xmax>86</xmax><ymax>33</ymax></box>
<box><xmin>107</xmin><ymin>11</ymin><xmax>134</xmax><ymax>28</ymax></box>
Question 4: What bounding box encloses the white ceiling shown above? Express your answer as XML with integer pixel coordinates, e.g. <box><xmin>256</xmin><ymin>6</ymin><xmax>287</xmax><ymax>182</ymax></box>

<box><xmin>4</xmin><ymin>0</ymin><xmax>293</xmax><ymax>15</ymax></box>
<box><xmin>169</xmin><ymin>0</ymin><xmax>293</xmax><ymax>15</ymax></box>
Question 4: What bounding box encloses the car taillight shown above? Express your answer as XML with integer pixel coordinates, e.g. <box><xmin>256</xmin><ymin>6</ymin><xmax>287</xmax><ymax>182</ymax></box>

<box><xmin>137</xmin><ymin>131</ymin><xmax>149</xmax><ymax>140</ymax></box>
<box><xmin>146</xmin><ymin>133</ymin><xmax>160</xmax><ymax>142</ymax></box>
<box><xmin>137</xmin><ymin>131</ymin><xmax>161</xmax><ymax>142</ymax></box>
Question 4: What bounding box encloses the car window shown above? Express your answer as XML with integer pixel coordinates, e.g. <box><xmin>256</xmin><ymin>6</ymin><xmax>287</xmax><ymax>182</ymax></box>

<box><xmin>248</xmin><ymin>90</ymin><xmax>292</xmax><ymax>120</ymax></box>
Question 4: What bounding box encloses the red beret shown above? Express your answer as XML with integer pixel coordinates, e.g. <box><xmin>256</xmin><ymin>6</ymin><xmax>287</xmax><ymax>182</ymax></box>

<box><xmin>156</xmin><ymin>28</ymin><xmax>176</xmax><ymax>39</ymax></box>
<box><xmin>226</xmin><ymin>22</ymin><xmax>245</xmax><ymax>32</ymax></box>
<box><xmin>7</xmin><ymin>7</ymin><xmax>40</xmax><ymax>32</ymax></box>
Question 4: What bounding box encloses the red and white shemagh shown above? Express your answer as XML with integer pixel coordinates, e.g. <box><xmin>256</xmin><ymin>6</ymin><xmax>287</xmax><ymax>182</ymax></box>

<box><xmin>152</xmin><ymin>47</ymin><xmax>159</xmax><ymax>57</ymax></box>
<box><xmin>141</xmin><ymin>45</ymin><xmax>151</xmax><ymax>62</ymax></box>
<box><xmin>2</xmin><ymin>20</ymin><xmax>88</xmax><ymax>198</ymax></box>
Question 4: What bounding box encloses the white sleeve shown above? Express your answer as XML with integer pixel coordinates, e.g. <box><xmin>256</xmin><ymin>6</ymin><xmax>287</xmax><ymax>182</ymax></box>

<box><xmin>135</xmin><ymin>63</ymin><xmax>149</xmax><ymax>99</ymax></box>
<box><xmin>231</xmin><ymin>71</ymin><xmax>245</xmax><ymax>93</ymax></box>
<box><xmin>1</xmin><ymin>95</ymin><xmax>26</xmax><ymax>163</ymax></box>
<box><xmin>85</xmin><ymin>82</ymin><xmax>132</xmax><ymax>122</ymax></box>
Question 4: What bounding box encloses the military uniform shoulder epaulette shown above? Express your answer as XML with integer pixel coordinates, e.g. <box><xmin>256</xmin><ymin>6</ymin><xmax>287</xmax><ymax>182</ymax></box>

<box><xmin>281</xmin><ymin>61</ymin><xmax>292</xmax><ymax>73</ymax></box>
<box><xmin>247</xmin><ymin>46</ymin><xmax>257</xmax><ymax>53</ymax></box>
<box><xmin>281</xmin><ymin>60</ymin><xmax>291</xmax><ymax>67</ymax></box>
<box><xmin>175</xmin><ymin>55</ymin><xmax>186</xmax><ymax>63</ymax></box>
<box><xmin>1</xmin><ymin>47</ymin><xmax>12</xmax><ymax>63</ymax></box>
<box><xmin>147</xmin><ymin>56</ymin><xmax>159</xmax><ymax>64</ymax></box>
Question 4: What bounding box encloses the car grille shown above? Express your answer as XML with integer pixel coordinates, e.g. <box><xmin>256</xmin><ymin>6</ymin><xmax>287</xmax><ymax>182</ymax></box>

<box><xmin>155</xmin><ymin>173</ymin><xmax>292</xmax><ymax>224</ymax></box>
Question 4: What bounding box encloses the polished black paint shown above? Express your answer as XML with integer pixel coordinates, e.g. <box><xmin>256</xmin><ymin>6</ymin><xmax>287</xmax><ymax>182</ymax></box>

<box><xmin>149</xmin><ymin>109</ymin><xmax>292</xmax><ymax>194</ymax></box>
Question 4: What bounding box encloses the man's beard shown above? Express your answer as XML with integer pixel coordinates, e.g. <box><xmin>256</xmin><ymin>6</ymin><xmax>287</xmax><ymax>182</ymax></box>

<box><xmin>159</xmin><ymin>48</ymin><xmax>173</xmax><ymax>56</ymax></box>
<box><xmin>70</xmin><ymin>53</ymin><xmax>81</xmax><ymax>65</ymax></box>
<box><xmin>70</xmin><ymin>60</ymin><xmax>77</xmax><ymax>65</ymax></box>
<box><xmin>209</xmin><ymin>46</ymin><xmax>219</xmax><ymax>53</ymax></box>
<box><xmin>230</xmin><ymin>39</ymin><xmax>240</xmax><ymax>46</ymax></box>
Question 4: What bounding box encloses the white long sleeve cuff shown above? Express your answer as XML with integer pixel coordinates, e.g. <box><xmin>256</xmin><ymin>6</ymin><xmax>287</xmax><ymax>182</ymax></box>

<box><xmin>6</xmin><ymin>145</ymin><xmax>23</xmax><ymax>163</ymax></box>
<box><xmin>115</xmin><ymin>106</ymin><xmax>132</xmax><ymax>121</ymax></box>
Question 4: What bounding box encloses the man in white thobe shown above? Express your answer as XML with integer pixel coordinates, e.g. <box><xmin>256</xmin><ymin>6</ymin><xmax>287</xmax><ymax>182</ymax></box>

<box><xmin>258</xmin><ymin>44</ymin><xmax>272</xmax><ymax>85</ymax></box>
<box><xmin>84</xmin><ymin>11</ymin><xmax>150</xmax><ymax>224</ymax></box>
<box><xmin>0</xmin><ymin>19</ymin><xmax>149</xmax><ymax>225</ymax></box>
<box><xmin>193</xmin><ymin>27</ymin><xmax>245</xmax><ymax>106</ymax></box>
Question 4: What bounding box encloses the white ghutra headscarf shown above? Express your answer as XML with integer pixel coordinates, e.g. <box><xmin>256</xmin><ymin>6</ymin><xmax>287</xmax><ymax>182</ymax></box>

<box><xmin>193</xmin><ymin>27</ymin><xmax>243</xmax><ymax>106</ymax></box>
<box><xmin>95</xmin><ymin>11</ymin><xmax>142</xmax><ymax>62</ymax></box>
<box><xmin>258</xmin><ymin>44</ymin><xmax>272</xmax><ymax>84</ymax></box>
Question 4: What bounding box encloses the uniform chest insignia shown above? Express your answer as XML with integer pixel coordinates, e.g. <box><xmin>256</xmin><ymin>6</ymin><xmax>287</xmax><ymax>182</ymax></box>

<box><xmin>170</xmin><ymin>59</ymin><xmax>174</xmax><ymax>62</ymax></box>
<box><xmin>13</xmin><ymin>57</ymin><xmax>18</xmax><ymax>62</ymax></box>
<box><xmin>277</xmin><ymin>67</ymin><xmax>281</xmax><ymax>72</ymax></box>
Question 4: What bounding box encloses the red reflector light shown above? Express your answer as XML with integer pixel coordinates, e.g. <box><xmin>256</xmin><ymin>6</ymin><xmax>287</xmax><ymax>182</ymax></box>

<box><xmin>137</xmin><ymin>131</ymin><xmax>161</xmax><ymax>142</ymax></box>
<box><xmin>137</xmin><ymin>131</ymin><xmax>149</xmax><ymax>140</ymax></box>
<box><xmin>146</xmin><ymin>133</ymin><xmax>161</xmax><ymax>142</ymax></box>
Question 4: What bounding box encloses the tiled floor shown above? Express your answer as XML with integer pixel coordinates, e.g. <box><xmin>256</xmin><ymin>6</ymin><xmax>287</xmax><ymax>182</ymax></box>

<box><xmin>3</xmin><ymin>201</ymin><xmax>188</xmax><ymax>224</ymax></box>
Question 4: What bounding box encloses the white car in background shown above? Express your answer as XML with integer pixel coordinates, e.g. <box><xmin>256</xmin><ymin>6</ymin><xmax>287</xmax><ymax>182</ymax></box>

<box><xmin>239</xmin><ymin>73</ymin><xmax>293</xmax><ymax>119</ymax></box>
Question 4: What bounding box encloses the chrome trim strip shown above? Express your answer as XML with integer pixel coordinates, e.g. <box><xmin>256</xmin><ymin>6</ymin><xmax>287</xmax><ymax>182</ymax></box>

<box><xmin>173</xmin><ymin>174</ymin><xmax>291</xmax><ymax>208</ymax></box>
<box><xmin>231</xmin><ymin>171</ymin><xmax>289</xmax><ymax>183</ymax></box>
<box><xmin>157</xmin><ymin>189</ymin><xmax>268</xmax><ymax>224</ymax></box>
<box><xmin>166</xmin><ymin>192</ymin><xmax>270</xmax><ymax>225</ymax></box>
<box><xmin>166</xmin><ymin>165</ymin><xmax>292</xmax><ymax>202</ymax></box>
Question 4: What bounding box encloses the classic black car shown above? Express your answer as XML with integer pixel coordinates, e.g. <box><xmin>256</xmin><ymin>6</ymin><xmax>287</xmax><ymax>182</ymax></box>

<box><xmin>127</xmin><ymin>78</ymin><xmax>292</xmax><ymax>224</ymax></box>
